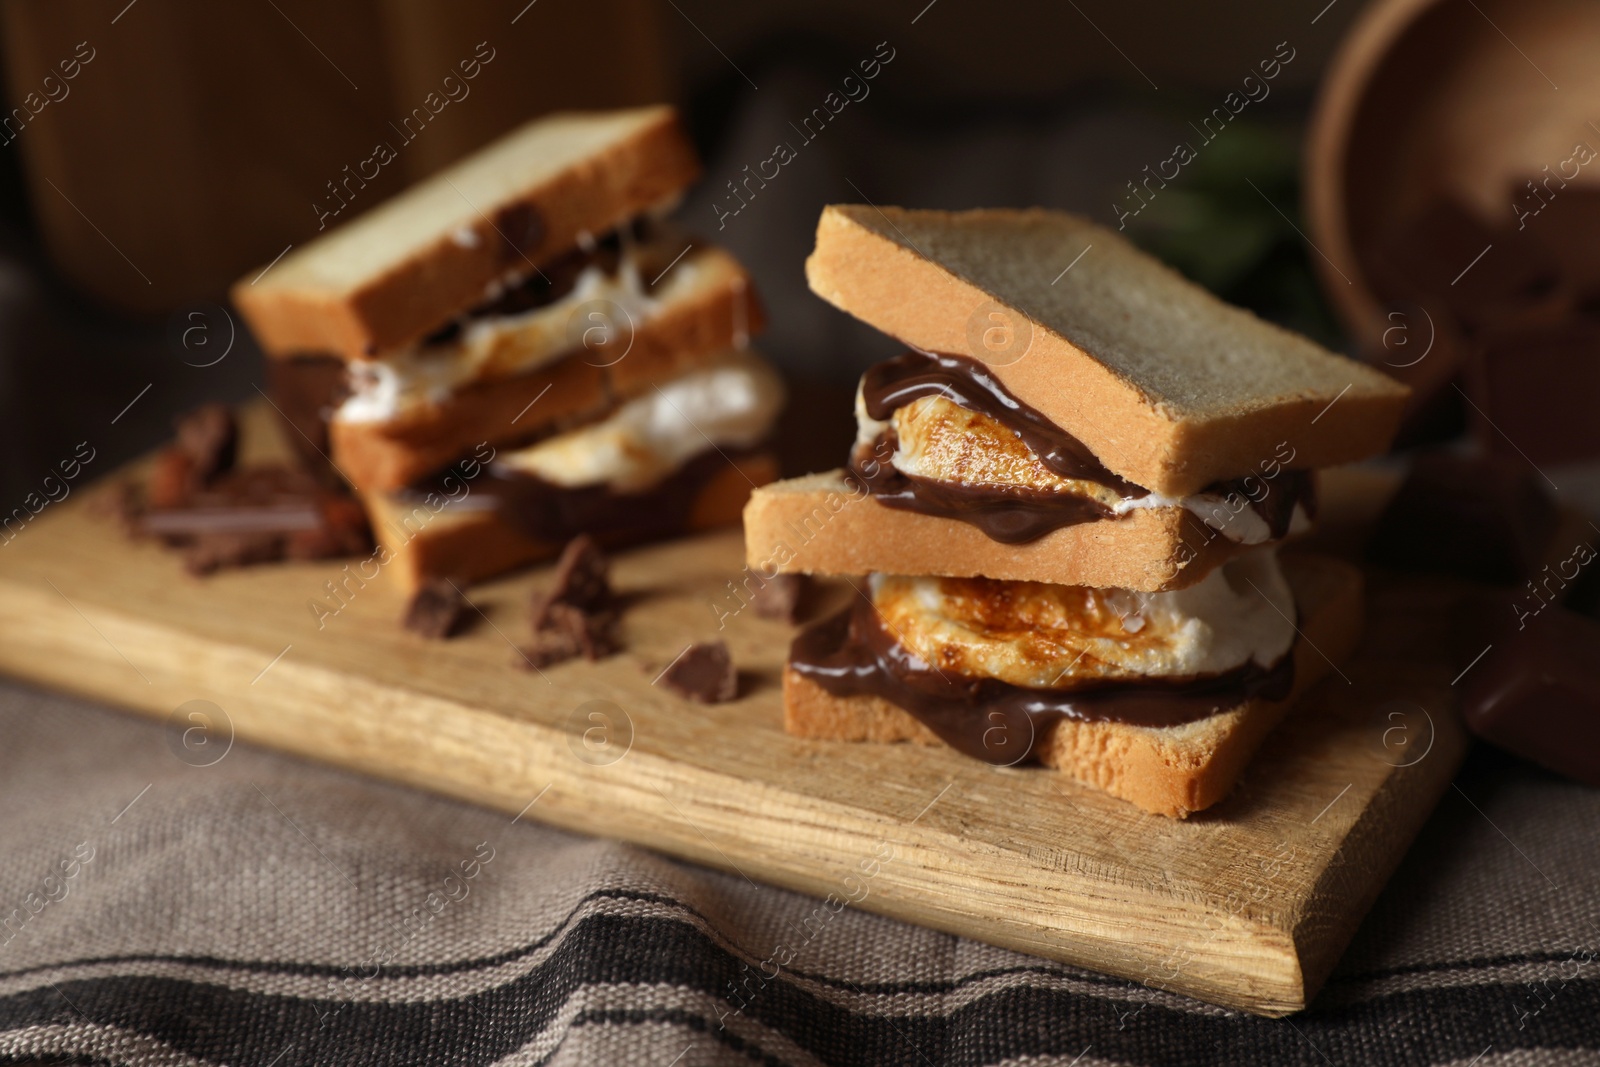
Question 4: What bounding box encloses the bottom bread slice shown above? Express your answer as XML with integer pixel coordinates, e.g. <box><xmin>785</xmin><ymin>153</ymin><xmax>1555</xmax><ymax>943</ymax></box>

<box><xmin>365</xmin><ymin>452</ymin><xmax>778</xmax><ymax>591</ymax></box>
<box><xmin>782</xmin><ymin>553</ymin><xmax>1363</xmax><ymax>817</ymax></box>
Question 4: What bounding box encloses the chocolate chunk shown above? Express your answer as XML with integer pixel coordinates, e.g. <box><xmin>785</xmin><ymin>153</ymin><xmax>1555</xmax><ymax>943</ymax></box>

<box><xmin>531</xmin><ymin>534</ymin><xmax>614</xmax><ymax>627</ymax></box>
<box><xmin>140</xmin><ymin>464</ymin><xmax>371</xmax><ymax>575</ymax></box>
<box><xmin>657</xmin><ymin>641</ymin><xmax>738</xmax><ymax>703</ymax></box>
<box><xmin>752</xmin><ymin>573</ymin><xmax>809</xmax><ymax>623</ymax></box>
<box><xmin>1462</xmin><ymin>607</ymin><xmax>1600</xmax><ymax>786</ymax></box>
<box><xmin>1367</xmin><ymin>453</ymin><xmax>1559</xmax><ymax>584</ymax></box>
<box><xmin>546</xmin><ymin>602</ymin><xmax>621</xmax><ymax>660</ymax></box>
<box><xmin>174</xmin><ymin>404</ymin><xmax>238</xmax><ymax>486</ymax></box>
<box><xmin>494</xmin><ymin>202</ymin><xmax>544</xmax><ymax>261</ymax></box>
<box><xmin>184</xmin><ymin>532</ymin><xmax>287</xmax><ymax>576</ymax></box>
<box><xmin>517</xmin><ymin>606</ymin><xmax>619</xmax><ymax>668</ymax></box>
<box><xmin>403</xmin><ymin>579</ymin><xmax>468</xmax><ymax>639</ymax></box>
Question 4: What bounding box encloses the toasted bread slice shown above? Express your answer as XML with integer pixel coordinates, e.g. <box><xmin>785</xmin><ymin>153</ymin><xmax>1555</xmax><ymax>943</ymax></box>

<box><xmin>806</xmin><ymin>206</ymin><xmax>1409</xmax><ymax>497</ymax></box>
<box><xmin>234</xmin><ymin>106</ymin><xmax>701</xmax><ymax>361</ymax></box>
<box><xmin>364</xmin><ymin>452</ymin><xmax>777</xmax><ymax>591</ymax></box>
<box><xmin>782</xmin><ymin>553</ymin><xmax>1363</xmax><ymax>817</ymax></box>
<box><xmin>329</xmin><ymin>246</ymin><xmax>763</xmax><ymax>492</ymax></box>
<box><xmin>744</xmin><ymin>469</ymin><xmax>1266</xmax><ymax>592</ymax></box>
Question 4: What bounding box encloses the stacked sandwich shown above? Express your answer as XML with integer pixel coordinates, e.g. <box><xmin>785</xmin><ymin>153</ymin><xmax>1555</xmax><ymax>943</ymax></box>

<box><xmin>234</xmin><ymin>106</ymin><xmax>783</xmax><ymax>590</ymax></box>
<box><xmin>745</xmin><ymin>206</ymin><xmax>1411</xmax><ymax>816</ymax></box>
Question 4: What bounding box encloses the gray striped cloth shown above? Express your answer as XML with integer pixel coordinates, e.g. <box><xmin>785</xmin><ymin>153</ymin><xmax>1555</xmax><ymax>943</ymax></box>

<box><xmin>0</xmin><ymin>678</ymin><xmax>1595</xmax><ymax>1066</ymax></box>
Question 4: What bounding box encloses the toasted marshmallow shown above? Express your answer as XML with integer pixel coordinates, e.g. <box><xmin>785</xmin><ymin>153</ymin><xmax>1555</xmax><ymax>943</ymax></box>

<box><xmin>338</xmin><ymin>234</ymin><xmax>682</xmax><ymax>425</ymax></box>
<box><xmin>870</xmin><ymin>548</ymin><xmax>1296</xmax><ymax>689</ymax></box>
<box><xmin>494</xmin><ymin>350</ymin><xmax>783</xmax><ymax>491</ymax></box>
<box><xmin>858</xmin><ymin>390</ymin><xmax>1304</xmax><ymax>544</ymax></box>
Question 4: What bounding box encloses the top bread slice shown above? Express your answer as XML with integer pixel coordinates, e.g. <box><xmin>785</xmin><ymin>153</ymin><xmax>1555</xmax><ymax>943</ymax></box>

<box><xmin>806</xmin><ymin>206</ymin><xmax>1410</xmax><ymax>497</ymax></box>
<box><xmin>233</xmin><ymin>106</ymin><xmax>701</xmax><ymax>362</ymax></box>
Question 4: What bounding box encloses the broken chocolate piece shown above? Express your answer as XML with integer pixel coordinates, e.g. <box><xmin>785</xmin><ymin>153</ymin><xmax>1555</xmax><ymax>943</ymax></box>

<box><xmin>752</xmin><ymin>573</ymin><xmax>809</xmax><ymax>623</ymax></box>
<box><xmin>139</xmin><ymin>464</ymin><xmax>372</xmax><ymax>575</ymax></box>
<box><xmin>522</xmin><ymin>535</ymin><xmax>621</xmax><ymax>664</ymax></box>
<box><xmin>1461</xmin><ymin>606</ymin><xmax>1600</xmax><ymax>786</ymax></box>
<box><xmin>658</xmin><ymin>641</ymin><xmax>738</xmax><ymax>703</ymax></box>
<box><xmin>175</xmin><ymin>404</ymin><xmax>238</xmax><ymax>486</ymax></box>
<box><xmin>1367</xmin><ymin>453</ymin><xmax>1559</xmax><ymax>584</ymax></box>
<box><xmin>545</xmin><ymin>602</ymin><xmax>621</xmax><ymax>660</ymax></box>
<box><xmin>531</xmin><ymin>534</ymin><xmax>614</xmax><ymax>627</ymax></box>
<box><xmin>403</xmin><ymin>579</ymin><xmax>468</xmax><ymax>639</ymax></box>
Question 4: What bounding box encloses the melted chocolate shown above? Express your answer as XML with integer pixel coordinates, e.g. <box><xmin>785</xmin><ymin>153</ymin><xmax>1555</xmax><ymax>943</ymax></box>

<box><xmin>404</xmin><ymin>448</ymin><xmax>739</xmax><ymax>547</ymax></box>
<box><xmin>791</xmin><ymin>599</ymin><xmax>1296</xmax><ymax>764</ymax></box>
<box><xmin>858</xmin><ymin>351</ymin><xmax>1143</xmax><ymax>494</ymax></box>
<box><xmin>849</xmin><ymin>350</ymin><xmax>1315</xmax><ymax>545</ymax></box>
<box><xmin>424</xmin><ymin>220</ymin><xmax>663</xmax><ymax>347</ymax></box>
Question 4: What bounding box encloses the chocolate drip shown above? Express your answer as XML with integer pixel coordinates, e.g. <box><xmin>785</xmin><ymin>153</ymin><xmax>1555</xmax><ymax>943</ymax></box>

<box><xmin>854</xmin><ymin>445</ymin><xmax>1113</xmax><ymax>544</ymax></box>
<box><xmin>850</xmin><ymin>350</ymin><xmax>1315</xmax><ymax>545</ymax></box>
<box><xmin>423</xmin><ymin>219</ymin><xmax>662</xmax><ymax>347</ymax></box>
<box><xmin>858</xmin><ymin>351</ymin><xmax>1144</xmax><ymax>495</ymax></box>
<box><xmin>791</xmin><ymin>600</ymin><xmax>1296</xmax><ymax>765</ymax></box>
<box><xmin>403</xmin><ymin>448</ymin><xmax>740</xmax><ymax>546</ymax></box>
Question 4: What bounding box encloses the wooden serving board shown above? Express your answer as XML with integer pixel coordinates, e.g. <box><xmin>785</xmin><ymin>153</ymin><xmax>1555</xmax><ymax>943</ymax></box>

<box><xmin>0</xmin><ymin>447</ymin><xmax>1468</xmax><ymax>1017</ymax></box>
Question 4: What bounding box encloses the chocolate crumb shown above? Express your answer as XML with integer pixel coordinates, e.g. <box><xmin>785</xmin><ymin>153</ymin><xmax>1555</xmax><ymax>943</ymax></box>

<box><xmin>752</xmin><ymin>573</ymin><xmax>809</xmax><ymax>623</ymax></box>
<box><xmin>657</xmin><ymin>641</ymin><xmax>738</xmax><ymax>703</ymax></box>
<box><xmin>522</xmin><ymin>535</ymin><xmax>621</xmax><ymax>665</ymax></box>
<box><xmin>403</xmin><ymin>579</ymin><xmax>468</xmax><ymax>640</ymax></box>
<box><xmin>531</xmin><ymin>534</ymin><xmax>614</xmax><ymax>627</ymax></box>
<box><xmin>174</xmin><ymin>404</ymin><xmax>238</xmax><ymax>486</ymax></box>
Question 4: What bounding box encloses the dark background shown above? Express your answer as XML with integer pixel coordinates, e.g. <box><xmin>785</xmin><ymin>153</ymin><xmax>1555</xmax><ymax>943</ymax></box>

<box><xmin>0</xmin><ymin>0</ymin><xmax>1364</xmax><ymax>504</ymax></box>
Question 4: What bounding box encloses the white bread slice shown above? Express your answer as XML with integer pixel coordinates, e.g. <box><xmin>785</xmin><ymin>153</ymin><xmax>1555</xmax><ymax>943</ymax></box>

<box><xmin>329</xmin><ymin>246</ymin><xmax>763</xmax><ymax>493</ymax></box>
<box><xmin>363</xmin><ymin>452</ymin><xmax>777</xmax><ymax>591</ymax></box>
<box><xmin>744</xmin><ymin>470</ymin><xmax>1260</xmax><ymax>592</ymax></box>
<box><xmin>783</xmin><ymin>553</ymin><xmax>1362</xmax><ymax>817</ymax></box>
<box><xmin>806</xmin><ymin>206</ymin><xmax>1410</xmax><ymax>497</ymax></box>
<box><xmin>234</xmin><ymin>106</ymin><xmax>700</xmax><ymax>361</ymax></box>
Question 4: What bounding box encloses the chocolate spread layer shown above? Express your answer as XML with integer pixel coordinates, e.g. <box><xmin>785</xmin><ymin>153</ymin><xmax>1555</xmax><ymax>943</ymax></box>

<box><xmin>423</xmin><ymin>219</ymin><xmax>664</xmax><ymax>347</ymax></box>
<box><xmin>848</xmin><ymin>351</ymin><xmax>1315</xmax><ymax>545</ymax></box>
<box><xmin>790</xmin><ymin>599</ymin><xmax>1296</xmax><ymax>764</ymax></box>
<box><xmin>404</xmin><ymin>447</ymin><xmax>741</xmax><ymax>546</ymax></box>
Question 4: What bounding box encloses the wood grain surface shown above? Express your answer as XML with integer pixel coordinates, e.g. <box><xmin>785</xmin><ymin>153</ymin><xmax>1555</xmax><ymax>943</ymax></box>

<box><xmin>0</xmin><ymin>433</ymin><xmax>1468</xmax><ymax>1016</ymax></box>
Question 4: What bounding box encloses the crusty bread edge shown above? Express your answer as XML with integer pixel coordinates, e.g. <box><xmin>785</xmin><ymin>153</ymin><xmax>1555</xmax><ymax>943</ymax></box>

<box><xmin>233</xmin><ymin>107</ymin><xmax>701</xmax><ymax>361</ymax></box>
<box><xmin>743</xmin><ymin>470</ymin><xmax>1253</xmax><ymax>592</ymax></box>
<box><xmin>806</xmin><ymin>205</ymin><xmax>1409</xmax><ymax>496</ymax></box>
<box><xmin>781</xmin><ymin>553</ymin><xmax>1365</xmax><ymax>817</ymax></box>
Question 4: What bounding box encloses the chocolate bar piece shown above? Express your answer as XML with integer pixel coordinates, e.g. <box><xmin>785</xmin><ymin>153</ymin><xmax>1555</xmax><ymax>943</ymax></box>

<box><xmin>658</xmin><ymin>641</ymin><xmax>737</xmax><ymax>703</ymax></box>
<box><xmin>1367</xmin><ymin>453</ymin><xmax>1559</xmax><ymax>584</ymax></box>
<box><xmin>138</xmin><ymin>464</ymin><xmax>371</xmax><ymax>576</ymax></box>
<box><xmin>1461</xmin><ymin>606</ymin><xmax>1600</xmax><ymax>786</ymax></box>
<box><xmin>530</xmin><ymin>534</ymin><xmax>614</xmax><ymax>626</ymax></box>
<box><xmin>403</xmin><ymin>579</ymin><xmax>468</xmax><ymax>639</ymax></box>
<box><xmin>752</xmin><ymin>573</ymin><xmax>809</xmax><ymax>623</ymax></box>
<box><xmin>519</xmin><ymin>535</ymin><xmax>621</xmax><ymax>668</ymax></box>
